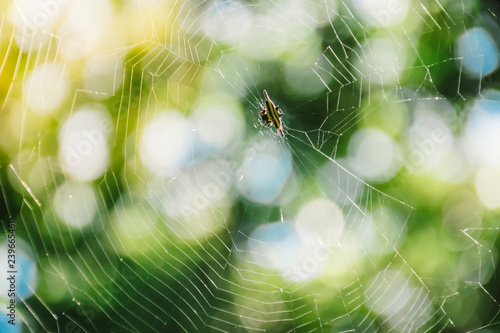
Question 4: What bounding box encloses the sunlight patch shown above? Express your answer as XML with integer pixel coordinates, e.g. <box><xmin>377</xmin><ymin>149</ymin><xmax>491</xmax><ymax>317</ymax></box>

<box><xmin>237</xmin><ymin>140</ymin><xmax>292</xmax><ymax>204</ymax></box>
<box><xmin>83</xmin><ymin>54</ymin><xmax>124</xmax><ymax>98</ymax></box>
<box><xmin>194</xmin><ymin>97</ymin><xmax>245</xmax><ymax>149</ymax></box>
<box><xmin>59</xmin><ymin>106</ymin><xmax>112</xmax><ymax>181</ymax></box>
<box><xmin>475</xmin><ymin>166</ymin><xmax>500</xmax><ymax>209</ymax></box>
<box><xmin>352</xmin><ymin>0</ymin><xmax>410</xmax><ymax>27</ymax></box>
<box><xmin>140</xmin><ymin>112</ymin><xmax>194</xmax><ymax>178</ymax></box>
<box><xmin>295</xmin><ymin>198</ymin><xmax>345</xmax><ymax>246</ymax></box>
<box><xmin>53</xmin><ymin>181</ymin><xmax>98</xmax><ymax>228</ymax></box>
<box><xmin>356</xmin><ymin>37</ymin><xmax>408</xmax><ymax>86</ymax></box>
<box><xmin>348</xmin><ymin>128</ymin><xmax>400</xmax><ymax>183</ymax></box>
<box><xmin>202</xmin><ymin>0</ymin><xmax>253</xmax><ymax>43</ymax></box>
<box><xmin>456</xmin><ymin>28</ymin><xmax>500</xmax><ymax>78</ymax></box>
<box><xmin>365</xmin><ymin>269</ymin><xmax>432</xmax><ymax>331</ymax></box>
<box><xmin>465</xmin><ymin>91</ymin><xmax>500</xmax><ymax>166</ymax></box>
<box><xmin>0</xmin><ymin>240</ymin><xmax>38</xmax><ymax>299</ymax></box>
<box><xmin>24</xmin><ymin>63</ymin><xmax>69</xmax><ymax>116</ymax></box>
<box><xmin>353</xmin><ymin>207</ymin><xmax>406</xmax><ymax>255</ymax></box>
<box><xmin>58</xmin><ymin>0</ymin><xmax>114</xmax><ymax>58</ymax></box>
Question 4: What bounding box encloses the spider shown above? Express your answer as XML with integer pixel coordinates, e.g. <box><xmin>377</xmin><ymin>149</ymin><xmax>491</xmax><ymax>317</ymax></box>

<box><xmin>259</xmin><ymin>90</ymin><xmax>284</xmax><ymax>137</ymax></box>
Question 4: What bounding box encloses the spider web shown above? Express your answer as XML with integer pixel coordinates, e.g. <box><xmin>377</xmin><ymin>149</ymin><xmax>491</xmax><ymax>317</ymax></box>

<box><xmin>0</xmin><ymin>0</ymin><xmax>499</xmax><ymax>332</ymax></box>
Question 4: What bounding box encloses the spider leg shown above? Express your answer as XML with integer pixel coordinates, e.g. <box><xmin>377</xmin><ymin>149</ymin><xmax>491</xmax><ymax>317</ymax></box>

<box><xmin>277</xmin><ymin>106</ymin><xmax>283</xmax><ymax>116</ymax></box>
<box><xmin>260</xmin><ymin>113</ymin><xmax>270</xmax><ymax>125</ymax></box>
